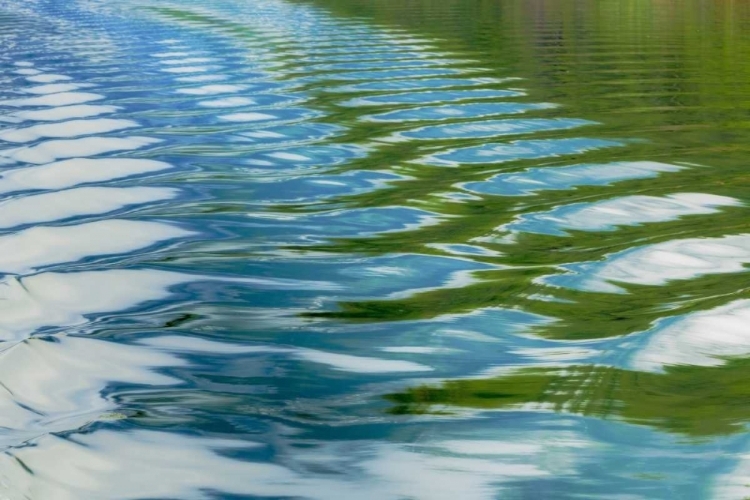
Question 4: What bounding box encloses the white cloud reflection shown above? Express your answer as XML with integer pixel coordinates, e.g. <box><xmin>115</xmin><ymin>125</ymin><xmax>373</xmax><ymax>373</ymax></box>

<box><xmin>0</xmin><ymin>158</ymin><xmax>172</xmax><ymax>194</ymax></box>
<box><xmin>0</xmin><ymin>269</ymin><xmax>193</xmax><ymax>341</ymax></box>
<box><xmin>0</xmin><ymin>337</ymin><xmax>183</xmax><ymax>441</ymax></box>
<box><xmin>631</xmin><ymin>299</ymin><xmax>750</xmax><ymax>372</ymax></box>
<box><xmin>0</xmin><ymin>186</ymin><xmax>178</xmax><ymax>228</ymax></box>
<box><xmin>0</xmin><ymin>427</ymin><xmax>589</xmax><ymax>500</ymax></box>
<box><xmin>0</xmin><ymin>136</ymin><xmax>159</xmax><ymax>164</ymax></box>
<box><xmin>0</xmin><ymin>219</ymin><xmax>193</xmax><ymax>274</ymax></box>
<box><xmin>142</xmin><ymin>335</ymin><xmax>432</xmax><ymax>373</ymax></box>
<box><xmin>544</xmin><ymin>233</ymin><xmax>750</xmax><ymax>293</ymax></box>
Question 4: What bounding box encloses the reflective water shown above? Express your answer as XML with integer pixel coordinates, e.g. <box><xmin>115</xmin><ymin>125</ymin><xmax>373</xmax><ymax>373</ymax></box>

<box><xmin>1</xmin><ymin>0</ymin><xmax>749</xmax><ymax>498</ymax></box>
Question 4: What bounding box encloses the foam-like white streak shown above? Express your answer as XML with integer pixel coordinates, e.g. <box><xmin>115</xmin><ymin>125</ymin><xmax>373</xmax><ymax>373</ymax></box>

<box><xmin>297</xmin><ymin>350</ymin><xmax>431</xmax><ymax>373</ymax></box>
<box><xmin>175</xmin><ymin>74</ymin><xmax>227</xmax><ymax>82</ymax></box>
<box><xmin>506</xmin><ymin>193</ymin><xmax>739</xmax><ymax>235</ymax></box>
<box><xmin>1</xmin><ymin>92</ymin><xmax>104</xmax><ymax>107</ymax></box>
<box><xmin>152</xmin><ymin>51</ymin><xmax>191</xmax><ymax>57</ymax></box>
<box><xmin>438</xmin><ymin>441</ymin><xmax>544</xmax><ymax>455</ymax></box>
<box><xmin>552</xmin><ymin>233</ymin><xmax>750</xmax><ymax>292</ymax></box>
<box><xmin>0</xmin><ymin>337</ymin><xmax>183</xmax><ymax>437</ymax></box>
<box><xmin>198</xmin><ymin>97</ymin><xmax>257</xmax><ymax>107</ymax></box>
<box><xmin>0</xmin><ymin>220</ymin><xmax>193</xmax><ymax>274</ymax></box>
<box><xmin>11</xmin><ymin>105</ymin><xmax>120</xmax><ymax>122</ymax></box>
<box><xmin>0</xmin><ymin>269</ymin><xmax>193</xmax><ymax>341</ymax></box>
<box><xmin>25</xmin><ymin>74</ymin><xmax>72</xmax><ymax>83</ymax></box>
<box><xmin>464</xmin><ymin>160</ymin><xmax>683</xmax><ymax>197</ymax></box>
<box><xmin>175</xmin><ymin>84</ymin><xmax>245</xmax><ymax>95</ymax></box>
<box><xmin>267</xmin><ymin>151</ymin><xmax>310</xmax><ymax>161</ymax></box>
<box><xmin>0</xmin><ymin>119</ymin><xmax>138</xmax><ymax>143</ymax></box>
<box><xmin>511</xmin><ymin>346</ymin><xmax>598</xmax><ymax>362</ymax></box>
<box><xmin>0</xmin><ymin>430</ymin><xmax>281</xmax><ymax>500</ymax></box>
<box><xmin>713</xmin><ymin>451</ymin><xmax>750</xmax><ymax>499</ymax></box>
<box><xmin>381</xmin><ymin>346</ymin><xmax>460</xmax><ymax>354</ymax></box>
<box><xmin>161</xmin><ymin>57</ymin><xmax>213</xmax><ymax>65</ymax></box>
<box><xmin>24</xmin><ymin>83</ymin><xmax>90</xmax><ymax>95</ymax></box>
<box><xmin>346</xmin><ymin>446</ymin><xmax>545</xmax><ymax>499</ymax></box>
<box><xmin>0</xmin><ymin>186</ymin><xmax>178</xmax><ymax>228</ymax></box>
<box><xmin>0</xmin><ymin>158</ymin><xmax>172</xmax><ymax>194</ymax></box>
<box><xmin>219</xmin><ymin>112</ymin><xmax>277</xmax><ymax>122</ymax></box>
<box><xmin>0</xmin><ymin>136</ymin><xmax>159</xmax><ymax>164</ymax></box>
<box><xmin>631</xmin><ymin>299</ymin><xmax>750</xmax><ymax>371</ymax></box>
<box><xmin>0</xmin><ymin>429</ymin><xmax>564</xmax><ymax>500</ymax></box>
<box><xmin>142</xmin><ymin>336</ymin><xmax>432</xmax><ymax>373</ymax></box>
<box><xmin>161</xmin><ymin>66</ymin><xmax>210</xmax><ymax>73</ymax></box>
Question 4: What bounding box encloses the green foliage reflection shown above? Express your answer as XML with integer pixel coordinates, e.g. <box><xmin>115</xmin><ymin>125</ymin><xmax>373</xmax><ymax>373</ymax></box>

<box><xmin>388</xmin><ymin>360</ymin><xmax>750</xmax><ymax>437</ymax></box>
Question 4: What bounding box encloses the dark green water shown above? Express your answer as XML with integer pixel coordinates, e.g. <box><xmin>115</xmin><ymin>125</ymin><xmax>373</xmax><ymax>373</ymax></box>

<box><xmin>1</xmin><ymin>0</ymin><xmax>750</xmax><ymax>498</ymax></box>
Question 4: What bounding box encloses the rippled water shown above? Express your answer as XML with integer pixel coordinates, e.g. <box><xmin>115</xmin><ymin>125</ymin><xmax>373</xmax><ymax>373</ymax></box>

<box><xmin>1</xmin><ymin>0</ymin><xmax>750</xmax><ymax>498</ymax></box>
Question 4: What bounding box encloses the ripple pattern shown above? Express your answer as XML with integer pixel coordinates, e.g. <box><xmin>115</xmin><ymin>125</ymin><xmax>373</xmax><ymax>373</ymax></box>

<box><xmin>0</xmin><ymin>0</ymin><xmax>749</xmax><ymax>499</ymax></box>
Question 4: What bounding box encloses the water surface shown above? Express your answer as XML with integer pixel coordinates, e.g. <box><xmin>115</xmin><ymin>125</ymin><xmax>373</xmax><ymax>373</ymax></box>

<box><xmin>1</xmin><ymin>0</ymin><xmax>750</xmax><ymax>498</ymax></box>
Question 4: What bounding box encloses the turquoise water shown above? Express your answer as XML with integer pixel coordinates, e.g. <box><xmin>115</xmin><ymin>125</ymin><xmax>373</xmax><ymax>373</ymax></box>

<box><xmin>2</xmin><ymin>0</ymin><xmax>750</xmax><ymax>498</ymax></box>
